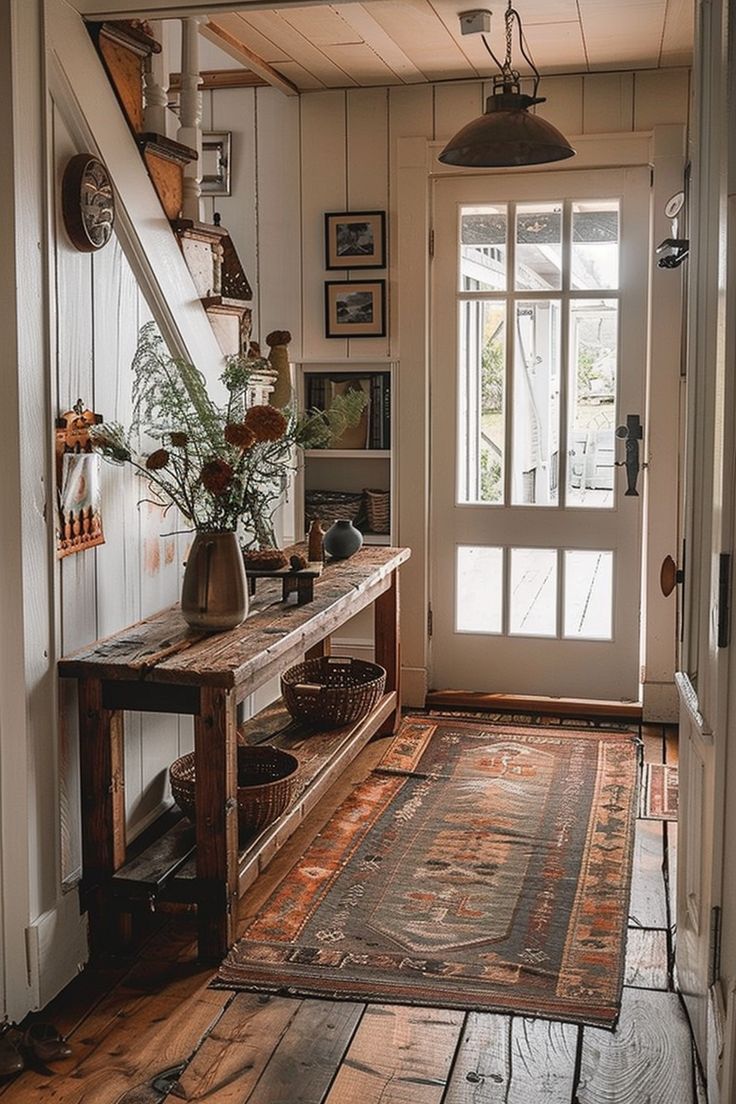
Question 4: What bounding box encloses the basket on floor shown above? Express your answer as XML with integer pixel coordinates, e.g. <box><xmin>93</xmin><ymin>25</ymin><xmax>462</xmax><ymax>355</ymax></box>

<box><xmin>170</xmin><ymin>745</ymin><xmax>299</xmax><ymax>840</ymax></box>
<box><xmin>364</xmin><ymin>488</ymin><xmax>390</xmax><ymax>534</ymax></box>
<box><xmin>282</xmin><ymin>655</ymin><xmax>386</xmax><ymax>729</ymax></box>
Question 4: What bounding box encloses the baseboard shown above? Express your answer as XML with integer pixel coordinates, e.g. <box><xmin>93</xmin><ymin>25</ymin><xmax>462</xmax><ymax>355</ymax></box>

<box><xmin>642</xmin><ymin>680</ymin><xmax>679</xmax><ymax>723</ymax></box>
<box><xmin>330</xmin><ymin>637</ymin><xmax>375</xmax><ymax>662</ymax></box>
<box><xmin>401</xmin><ymin>666</ymin><xmax>428</xmax><ymax>708</ymax></box>
<box><xmin>425</xmin><ymin>689</ymin><xmax>642</xmax><ymax>720</ymax></box>
<box><xmin>26</xmin><ymin>893</ymin><xmax>88</xmax><ymax>1010</ymax></box>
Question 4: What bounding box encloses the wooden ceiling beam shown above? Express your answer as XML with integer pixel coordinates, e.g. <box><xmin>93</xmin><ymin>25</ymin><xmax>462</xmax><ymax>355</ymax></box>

<box><xmin>201</xmin><ymin>17</ymin><xmax>300</xmax><ymax>96</ymax></box>
<box><xmin>170</xmin><ymin>67</ymin><xmax>269</xmax><ymax>90</ymax></box>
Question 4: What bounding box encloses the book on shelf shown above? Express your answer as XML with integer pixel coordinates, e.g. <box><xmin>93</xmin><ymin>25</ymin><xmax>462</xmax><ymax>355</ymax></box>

<box><xmin>305</xmin><ymin>371</ymin><xmax>391</xmax><ymax>450</ymax></box>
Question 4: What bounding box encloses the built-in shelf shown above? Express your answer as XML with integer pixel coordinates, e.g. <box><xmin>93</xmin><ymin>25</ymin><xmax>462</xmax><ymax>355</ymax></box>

<box><xmin>305</xmin><ymin>449</ymin><xmax>391</xmax><ymax>460</ymax></box>
<box><xmin>295</xmin><ymin>361</ymin><xmax>397</xmax><ymax>549</ymax></box>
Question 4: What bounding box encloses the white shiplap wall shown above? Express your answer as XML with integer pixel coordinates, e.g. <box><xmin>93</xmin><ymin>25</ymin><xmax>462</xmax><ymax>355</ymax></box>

<box><xmin>53</xmin><ymin>105</ymin><xmax>194</xmax><ymax>883</ymax></box>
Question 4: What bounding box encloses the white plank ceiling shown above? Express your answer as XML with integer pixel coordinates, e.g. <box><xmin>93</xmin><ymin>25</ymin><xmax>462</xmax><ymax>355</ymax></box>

<box><xmin>212</xmin><ymin>0</ymin><xmax>693</xmax><ymax>89</ymax></box>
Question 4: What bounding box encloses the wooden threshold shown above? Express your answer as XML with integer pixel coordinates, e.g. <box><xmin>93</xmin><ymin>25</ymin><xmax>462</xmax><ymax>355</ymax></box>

<box><xmin>426</xmin><ymin>689</ymin><xmax>642</xmax><ymax>721</ymax></box>
<box><xmin>112</xmin><ymin>692</ymin><xmax>396</xmax><ymax>910</ymax></box>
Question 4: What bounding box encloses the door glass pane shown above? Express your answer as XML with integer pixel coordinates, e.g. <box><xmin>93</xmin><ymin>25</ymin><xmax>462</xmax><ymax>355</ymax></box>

<box><xmin>458</xmin><ymin>301</ymin><xmax>506</xmax><ymax>504</ymax></box>
<box><xmin>564</xmin><ymin>550</ymin><xmax>613</xmax><ymax>639</ymax></box>
<box><xmin>566</xmin><ymin>299</ymin><xmax>618</xmax><ymax>508</ymax></box>
<box><xmin>510</xmin><ymin>548</ymin><xmax>557</xmax><ymax>636</ymax></box>
<box><xmin>511</xmin><ymin>300</ymin><xmax>560</xmax><ymax>505</ymax></box>
<box><xmin>460</xmin><ymin>205</ymin><xmax>507</xmax><ymax>291</ymax></box>
<box><xmin>571</xmin><ymin>200</ymin><xmax>619</xmax><ymax>289</ymax></box>
<box><xmin>515</xmin><ymin>203</ymin><xmax>562</xmax><ymax>290</ymax></box>
<box><xmin>456</xmin><ymin>546</ymin><xmax>503</xmax><ymax>633</ymax></box>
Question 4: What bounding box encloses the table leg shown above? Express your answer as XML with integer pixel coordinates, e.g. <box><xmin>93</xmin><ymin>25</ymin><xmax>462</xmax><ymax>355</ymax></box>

<box><xmin>195</xmin><ymin>686</ymin><xmax>239</xmax><ymax>961</ymax></box>
<box><xmin>374</xmin><ymin>571</ymin><xmax>401</xmax><ymax>735</ymax></box>
<box><xmin>78</xmin><ymin>678</ymin><xmax>126</xmax><ymax>954</ymax></box>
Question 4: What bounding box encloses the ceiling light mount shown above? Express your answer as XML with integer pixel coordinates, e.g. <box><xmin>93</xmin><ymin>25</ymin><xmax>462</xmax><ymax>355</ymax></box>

<box><xmin>439</xmin><ymin>1</ymin><xmax>575</xmax><ymax>168</ymax></box>
<box><xmin>459</xmin><ymin>9</ymin><xmax>492</xmax><ymax>35</ymax></box>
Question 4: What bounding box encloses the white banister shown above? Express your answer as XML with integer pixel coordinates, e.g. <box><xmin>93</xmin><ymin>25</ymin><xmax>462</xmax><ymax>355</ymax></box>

<box><xmin>142</xmin><ymin>19</ymin><xmax>173</xmax><ymax>137</ymax></box>
<box><xmin>177</xmin><ymin>15</ymin><xmax>203</xmax><ymax>222</ymax></box>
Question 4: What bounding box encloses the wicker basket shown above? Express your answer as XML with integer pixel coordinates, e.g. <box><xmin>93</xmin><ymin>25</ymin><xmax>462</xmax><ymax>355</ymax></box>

<box><xmin>364</xmin><ymin>488</ymin><xmax>390</xmax><ymax>534</ymax></box>
<box><xmin>282</xmin><ymin>656</ymin><xmax>386</xmax><ymax>729</ymax></box>
<box><xmin>304</xmin><ymin>490</ymin><xmax>364</xmax><ymax>529</ymax></box>
<box><xmin>170</xmin><ymin>745</ymin><xmax>299</xmax><ymax>840</ymax></box>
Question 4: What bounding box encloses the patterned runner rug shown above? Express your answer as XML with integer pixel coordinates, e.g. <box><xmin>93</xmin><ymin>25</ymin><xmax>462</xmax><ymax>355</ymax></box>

<box><xmin>640</xmin><ymin>762</ymin><xmax>678</xmax><ymax>820</ymax></box>
<box><xmin>215</xmin><ymin>715</ymin><xmax>639</xmax><ymax>1027</ymax></box>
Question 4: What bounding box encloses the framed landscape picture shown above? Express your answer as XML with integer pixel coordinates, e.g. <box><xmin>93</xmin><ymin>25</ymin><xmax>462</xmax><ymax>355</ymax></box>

<box><xmin>325</xmin><ymin>280</ymin><xmax>386</xmax><ymax>338</ymax></box>
<box><xmin>325</xmin><ymin>211</ymin><xmax>386</xmax><ymax>270</ymax></box>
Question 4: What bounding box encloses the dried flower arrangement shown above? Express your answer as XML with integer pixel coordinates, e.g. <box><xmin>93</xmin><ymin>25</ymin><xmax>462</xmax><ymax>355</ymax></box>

<box><xmin>91</xmin><ymin>322</ymin><xmax>366</xmax><ymax>548</ymax></box>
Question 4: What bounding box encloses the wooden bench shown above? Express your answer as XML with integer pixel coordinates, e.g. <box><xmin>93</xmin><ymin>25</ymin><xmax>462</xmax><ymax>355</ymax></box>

<box><xmin>59</xmin><ymin>544</ymin><xmax>410</xmax><ymax>962</ymax></box>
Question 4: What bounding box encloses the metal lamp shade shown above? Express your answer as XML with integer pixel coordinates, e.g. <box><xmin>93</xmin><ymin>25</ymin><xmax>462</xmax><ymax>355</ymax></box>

<box><xmin>438</xmin><ymin>95</ymin><xmax>576</xmax><ymax>168</ymax></box>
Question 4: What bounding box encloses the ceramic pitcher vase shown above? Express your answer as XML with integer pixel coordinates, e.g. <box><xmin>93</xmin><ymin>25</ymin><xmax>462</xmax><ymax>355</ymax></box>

<box><xmin>181</xmin><ymin>531</ymin><xmax>248</xmax><ymax>632</ymax></box>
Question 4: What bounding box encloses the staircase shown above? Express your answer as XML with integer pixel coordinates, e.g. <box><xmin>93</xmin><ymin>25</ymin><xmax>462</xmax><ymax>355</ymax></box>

<box><xmin>89</xmin><ymin>17</ymin><xmax>256</xmax><ymax>362</ymax></box>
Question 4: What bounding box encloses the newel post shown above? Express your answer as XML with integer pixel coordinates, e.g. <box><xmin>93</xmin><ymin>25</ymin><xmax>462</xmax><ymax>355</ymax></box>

<box><xmin>177</xmin><ymin>16</ymin><xmax>203</xmax><ymax>222</ymax></box>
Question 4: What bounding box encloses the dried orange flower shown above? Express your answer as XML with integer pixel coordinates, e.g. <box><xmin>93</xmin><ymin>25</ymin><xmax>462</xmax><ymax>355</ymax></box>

<box><xmin>170</xmin><ymin>432</ymin><xmax>188</xmax><ymax>447</ymax></box>
<box><xmin>243</xmin><ymin>404</ymin><xmax>287</xmax><ymax>443</ymax></box>
<box><xmin>224</xmin><ymin>422</ymin><xmax>256</xmax><ymax>450</ymax></box>
<box><xmin>146</xmin><ymin>448</ymin><xmax>170</xmax><ymax>471</ymax></box>
<box><xmin>201</xmin><ymin>458</ymin><xmax>234</xmax><ymax>495</ymax></box>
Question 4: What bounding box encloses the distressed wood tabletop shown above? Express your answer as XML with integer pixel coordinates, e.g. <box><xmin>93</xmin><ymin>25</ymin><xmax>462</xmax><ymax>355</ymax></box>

<box><xmin>58</xmin><ymin>544</ymin><xmax>410</xmax><ymax>690</ymax></box>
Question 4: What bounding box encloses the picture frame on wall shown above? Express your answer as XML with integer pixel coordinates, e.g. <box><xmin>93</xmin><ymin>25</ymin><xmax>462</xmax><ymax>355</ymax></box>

<box><xmin>201</xmin><ymin>131</ymin><xmax>232</xmax><ymax>196</ymax></box>
<box><xmin>325</xmin><ymin>280</ymin><xmax>386</xmax><ymax>339</ymax></box>
<box><xmin>325</xmin><ymin>211</ymin><xmax>386</xmax><ymax>270</ymax></box>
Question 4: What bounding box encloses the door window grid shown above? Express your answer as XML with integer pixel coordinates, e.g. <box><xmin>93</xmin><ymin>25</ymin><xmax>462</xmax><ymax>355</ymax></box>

<box><xmin>455</xmin><ymin>545</ymin><xmax>615</xmax><ymax>641</ymax></box>
<box><xmin>457</xmin><ymin>198</ymin><xmax>621</xmax><ymax>511</ymax></box>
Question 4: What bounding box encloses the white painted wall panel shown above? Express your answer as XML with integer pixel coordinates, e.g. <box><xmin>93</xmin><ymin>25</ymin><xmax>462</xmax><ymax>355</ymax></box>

<box><xmin>300</xmin><ymin>91</ymin><xmax>348</xmax><ymax>358</ymax></box>
<box><xmin>346</xmin><ymin>86</ymin><xmax>390</xmax><ymax>359</ymax></box>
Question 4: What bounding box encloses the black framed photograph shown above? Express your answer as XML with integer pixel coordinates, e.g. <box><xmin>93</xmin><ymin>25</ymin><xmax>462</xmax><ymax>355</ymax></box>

<box><xmin>325</xmin><ymin>211</ymin><xmax>386</xmax><ymax>270</ymax></box>
<box><xmin>325</xmin><ymin>280</ymin><xmax>386</xmax><ymax>339</ymax></box>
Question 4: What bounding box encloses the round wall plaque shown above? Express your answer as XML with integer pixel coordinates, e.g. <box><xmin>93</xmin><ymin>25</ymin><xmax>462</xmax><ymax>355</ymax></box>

<box><xmin>61</xmin><ymin>154</ymin><xmax>115</xmax><ymax>252</ymax></box>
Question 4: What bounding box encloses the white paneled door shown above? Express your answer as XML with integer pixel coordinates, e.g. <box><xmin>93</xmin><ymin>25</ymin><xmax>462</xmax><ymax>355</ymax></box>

<box><xmin>430</xmin><ymin>168</ymin><xmax>650</xmax><ymax>700</ymax></box>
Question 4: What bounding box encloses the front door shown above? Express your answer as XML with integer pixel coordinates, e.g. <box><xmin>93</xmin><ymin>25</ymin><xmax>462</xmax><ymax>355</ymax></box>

<box><xmin>430</xmin><ymin>168</ymin><xmax>650</xmax><ymax>700</ymax></box>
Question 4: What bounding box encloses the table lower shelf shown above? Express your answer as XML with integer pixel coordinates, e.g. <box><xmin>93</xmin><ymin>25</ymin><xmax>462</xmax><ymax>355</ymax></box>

<box><xmin>111</xmin><ymin>690</ymin><xmax>397</xmax><ymax>909</ymax></box>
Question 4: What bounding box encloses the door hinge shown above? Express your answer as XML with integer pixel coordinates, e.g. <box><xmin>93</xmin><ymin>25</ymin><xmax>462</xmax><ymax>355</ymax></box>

<box><xmin>718</xmin><ymin>552</ymin><xmax>731</xmax><ymax>648</ymax></box>
<box><xmin>427</xmin><ymin>604</ymin><xmax>434</xmax><ymax>638</ymax></box>
<box><xmin>710</xmin><ymin>905</ymin><xmax>722</xmax><ymax>986</ymax></box>
<box><xmin>428</xmin><ymin>227</ymin><xmax>435</xmax><ymax>258</ymax></box>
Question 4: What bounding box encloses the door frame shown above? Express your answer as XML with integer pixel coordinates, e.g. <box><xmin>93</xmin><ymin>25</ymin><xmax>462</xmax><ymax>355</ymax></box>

<box><xmin>396</xmin><ymin>126</ymin><xmax>685</xmax><ymax>716</ymax></box>
<box><xmin>428</xmin><ymin>167</ymin><xmax>649</xmax><ymax>702</ymax></box>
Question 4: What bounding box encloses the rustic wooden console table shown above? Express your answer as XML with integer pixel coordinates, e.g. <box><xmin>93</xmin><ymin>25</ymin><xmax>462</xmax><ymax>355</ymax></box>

<box><xmin>59</xmin><ymin>544</ymin><xmax>410</xmax><ymax>962</ymax></box>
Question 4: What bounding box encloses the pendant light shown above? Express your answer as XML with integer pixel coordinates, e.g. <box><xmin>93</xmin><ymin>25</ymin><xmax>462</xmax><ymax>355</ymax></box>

<box><xmin>438</xmin><ymin>2</ymin><xmax>575</xmax><ymax>168</ymax></box>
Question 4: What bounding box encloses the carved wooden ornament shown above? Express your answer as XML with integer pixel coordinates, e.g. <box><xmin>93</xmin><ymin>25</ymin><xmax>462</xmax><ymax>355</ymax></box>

<box><xmin>55</xmin><ymin>400</ymin><xmax>105</xmax><ymax>558</ymax></box>
<box><xmin>62</xmin><ymin>154</ymin><xmax>116</xmax><ymax>252</ymax></box>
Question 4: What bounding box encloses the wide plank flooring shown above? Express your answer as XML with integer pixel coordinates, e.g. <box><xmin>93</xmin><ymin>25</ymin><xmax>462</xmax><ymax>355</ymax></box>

<box><xmin>0</xmin><ymin>720</ymin><xmax>698</xmax><ymax>1104</ymax></box>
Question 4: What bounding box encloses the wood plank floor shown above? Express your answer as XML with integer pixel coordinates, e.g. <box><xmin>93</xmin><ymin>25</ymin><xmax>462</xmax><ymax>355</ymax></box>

<box><xmin>0</xmin><ymin>720</ymin><xmax>700</xmax><ymax>1104</ymax></box>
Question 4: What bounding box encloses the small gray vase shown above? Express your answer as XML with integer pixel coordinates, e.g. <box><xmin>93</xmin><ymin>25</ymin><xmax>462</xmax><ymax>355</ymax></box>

<box><xmin>323</xmin><ymin>519</ymin><xmax>363</xmax><ymax>560</ymax></box>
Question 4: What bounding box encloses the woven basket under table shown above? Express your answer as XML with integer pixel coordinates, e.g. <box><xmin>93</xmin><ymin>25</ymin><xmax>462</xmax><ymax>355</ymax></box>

<box><xmin>281</xmin><ymin>655</ymin><xmax>387</xmax><ymax>729</ymax></box>
<box><xmin>170</xmin><ymin>745</ymin><xmax>299</xmax><ymax>840</ymax></box>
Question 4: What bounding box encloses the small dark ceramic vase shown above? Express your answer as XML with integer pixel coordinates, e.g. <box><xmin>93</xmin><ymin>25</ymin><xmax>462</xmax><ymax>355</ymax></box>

<box><xmin>323</xmin><ymin>519</ymin><xmax>363</xmax><ymax>560</ymax></box>
<box><xmin>181</xmin><ymin>531</ymin><xmax>248</xmax><ymax>632</ymax></box>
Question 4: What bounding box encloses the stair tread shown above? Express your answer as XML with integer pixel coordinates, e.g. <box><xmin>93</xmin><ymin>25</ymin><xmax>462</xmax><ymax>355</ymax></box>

<box><xmin>138</xmin><ymin>133</ymin><xmax>198</xmax><ymax>165</ymax></box>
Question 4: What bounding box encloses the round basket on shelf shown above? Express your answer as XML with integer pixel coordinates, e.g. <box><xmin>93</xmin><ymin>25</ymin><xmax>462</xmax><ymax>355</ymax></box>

<box><xmin>281</xmin><ymin>655</ymin><xmax>386</xmax><ymax>729</ymax></box>
<box><xmin>170</xmin><ymin>744</ymin><xmax>299</xmax><ymax>840</ymax></box>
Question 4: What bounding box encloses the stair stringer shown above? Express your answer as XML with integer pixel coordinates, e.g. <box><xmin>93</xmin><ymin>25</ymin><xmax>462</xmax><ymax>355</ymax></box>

<box><xmin>47</xmin><ymin>0</ymin><xmax>225</xmax><ymax>390</ymax></box>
